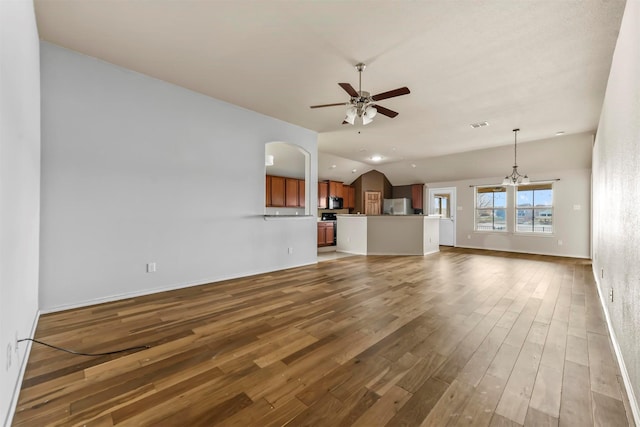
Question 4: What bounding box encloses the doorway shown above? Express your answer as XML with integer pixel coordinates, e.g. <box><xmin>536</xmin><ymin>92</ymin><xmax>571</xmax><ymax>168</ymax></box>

<box><xmin>364</xmin><ymin>191</ymin><xmax>382</xmax><ymax>215</ymax></box>
<box><xmin>428</xmin><ymin>187</ymin><xmax>456</xmax><ymax>246</ymax></box>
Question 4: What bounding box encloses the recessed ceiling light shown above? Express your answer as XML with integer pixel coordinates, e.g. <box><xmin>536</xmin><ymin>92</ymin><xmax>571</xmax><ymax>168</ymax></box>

<box><xmin>352</xmin><ymin>169</ymin><xmax>357</xmax><ymax>173</ymax></box>
<box><xmin>411</xmin><ymin>164</ymin><xmax>417</xmax><ymax>168</ymax></box>
<box><xmin>330</xmin><ymin>164</ymin><xmax>337</xmax><ymax>169</ymax></box>
<box><xmin>555</xmin><ymin>131</ymin><xmax>565</xmax><ymax>136</ymax></box>
<box><xmin>470</xmin><ymin>121</ymin><xmax>489</xmax><ymax>129</ymax></box>
<box><xmin>370</xmin><ymin>155</ymin><xmax>382</xmax><ymax>162</ymax></box>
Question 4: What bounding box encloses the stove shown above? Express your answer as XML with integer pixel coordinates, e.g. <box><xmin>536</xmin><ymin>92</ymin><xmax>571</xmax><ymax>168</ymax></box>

<box><xmin>321</xmin><ymin>213</ymin><xmax>338</xmax><ymax>246</ymax></box>
<box><xmin>321</xmin><ymin>213</ymin><xmax>337</xmax><ymax>221</ymax></box>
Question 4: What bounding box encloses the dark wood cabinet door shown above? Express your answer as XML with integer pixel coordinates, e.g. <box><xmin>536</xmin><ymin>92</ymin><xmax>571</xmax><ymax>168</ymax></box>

<box><xmin>318</xmin><ymin>182</ymin><xmax>328</xmax><ymax>209</ymax></box>
<box><xmin>270</xmin><ymin>176</ymin><xmax>285</xmax><ymax>207</ymax></box>
<box><xmin>345</xmin><ymin>185</ymin><xmax>355</xmax><ymax>209</ymax></box>
<box><xmin>317</xmin><ymin>222</ymin><xmax>334</xmax><ymax>247</ymax></box>
<box><xmin>266</xmin><ymin>175</ymin><xmax>272</xmax><ymax>206</ymax></box>
<box><xmin>329</xmin><ymin>181</ymin><xmax>344</xmax><ymax>198</ymax></box>
<box><xmin>285</xmin><ymin>178</ymin><xmax>299</xmax><ymax>207</ymax></box>
<box><xmin>317</xmin><ymin>223</ymin><xmax>326</xmax><ymax>246</ymax></box>
<box><xmin>298</xmin><ymin>179</ymin><xmax>305</xmax><ymax>208</ymax></box>
<box><xmin>325</xmin><ymin>223</ymin><xmax>334</xmax><ymax>245</ymax></box>
<box><xmin>411</xmin><ymin>184</ymin><xmax>424</xmax><ymax>210</ymax></box>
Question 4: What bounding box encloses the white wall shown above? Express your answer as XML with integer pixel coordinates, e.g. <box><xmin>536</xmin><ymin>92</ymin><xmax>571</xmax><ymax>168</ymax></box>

<box><xmin>39</xmin><ymin>42</ymin><xmax>318</xmax><ymax>311</ymax></box>
<box><xmin>426</xmin><ymin>166</ymin><xmax>591</xmax><ymax>258</ymax></box>
<box><xmin>0</xmin><ymin>1</ymin><xmax>41</xmax><ymax>425</ymax></box>
<box><xmin>592</xmin><ymin>1</ymin><xmax>640</xmax><ymax>421</ymax></box>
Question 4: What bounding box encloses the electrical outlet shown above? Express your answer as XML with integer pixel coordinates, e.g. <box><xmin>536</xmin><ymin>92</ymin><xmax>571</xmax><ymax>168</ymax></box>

<box><xmin>558</xmin><ymin>239</ymin><xmax>563</xmax><ymax>246</ymax></box>
<box><xmin>288</xmin><ymin>247</ymin><xmax>293</xmax><ymax>254</ymax></box>
<box><xmin>147</xmin><ymin>262</ymin><xmax>156</xmax><ymax>273</ymax></box>
<box><xmin>609</xmin><ymin>288</ymin><xmax>614</xmax><ymax>302</ymax></box>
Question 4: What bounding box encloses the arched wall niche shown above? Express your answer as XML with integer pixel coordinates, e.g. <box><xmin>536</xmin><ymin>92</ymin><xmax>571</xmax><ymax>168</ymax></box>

<box><xmin>265</xmin><ymin>141</ymin><xmax>310</xmax><ymax>215</ymax></box>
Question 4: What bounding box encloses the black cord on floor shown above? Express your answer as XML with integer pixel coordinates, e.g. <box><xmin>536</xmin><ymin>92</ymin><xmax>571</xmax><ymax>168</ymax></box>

<box><xmin>17</xmin><ymin>338</ymin><xmax>150</xmax><ymax>357</ymax></box>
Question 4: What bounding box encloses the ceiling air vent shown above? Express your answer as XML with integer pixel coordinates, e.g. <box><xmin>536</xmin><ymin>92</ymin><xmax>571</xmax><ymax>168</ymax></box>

<box><xmin>470</xmin><ymin>121</ymin><xmax>489</xmax><ymax>129</ymax></box>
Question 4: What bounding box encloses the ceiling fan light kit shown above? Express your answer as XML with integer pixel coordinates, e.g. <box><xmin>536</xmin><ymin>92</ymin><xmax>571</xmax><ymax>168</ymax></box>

<box><xmin>310</xmin><ymin>63</ymin><xmax>410</xmax><ymax>125</ymax></box>
<box><xmin>502</xmin><ymin>128</ymin><xmax>530</xmax><ymax>186</ymax></box>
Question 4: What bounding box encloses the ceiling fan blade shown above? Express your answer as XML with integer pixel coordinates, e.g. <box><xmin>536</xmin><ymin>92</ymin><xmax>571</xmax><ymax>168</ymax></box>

<box><xmin>372</xmin><ymin>104</ymin><xmax>399</xmax><ymax>118</ymax></box>
<box><xmin>338</xmin><ymin>83</ymin><xmax>359</xmax><ymax>98</ymax></box>
<box><xmin>371</xmin><ymin>87</ymin><xmax>410</xmax><ymax>101</ymax></box>
<box><xmin>310</xmin><ymin>102</ymin><xmax>347</xmax><ymax>109</ymax></box>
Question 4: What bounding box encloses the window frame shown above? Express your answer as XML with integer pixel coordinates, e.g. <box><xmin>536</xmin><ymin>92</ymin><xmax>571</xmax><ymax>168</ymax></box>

<box><xmin>474</xmin><ymin>186</ymin><xmax>508</xmax><ymax>232</ymax></box>
<box><xmin>514</xmin><ymin>182</ymin><xmax>554</xmax><ymax>234</ymax></box>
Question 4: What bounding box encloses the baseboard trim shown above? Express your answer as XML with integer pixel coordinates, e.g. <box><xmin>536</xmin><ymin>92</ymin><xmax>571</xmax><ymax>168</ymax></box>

<box><xmin>4</xmin><ymin>310</ymin><xmax>40</xmax><ymax>427</ymax></box>
<box><xmin>592</xmin><ymin>265</ymin><xmax>640</xmax><ymax>426</ymax></box>
<box><xmin>41</xmin><ymin>261</ymin><xmax>317</xmax><ymax>314</ymax></box>
<box><xmin>455</xmin><ymin>244</ymin><xmax>590</xmax><ymax>259</ymax></box>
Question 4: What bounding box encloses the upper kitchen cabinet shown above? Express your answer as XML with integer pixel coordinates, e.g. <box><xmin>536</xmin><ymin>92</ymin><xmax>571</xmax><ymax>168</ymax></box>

<box><xmin>266</xmin><ymin>175</ymin><xmax>305</xmax><ymax>208</ymax></box>
<box><xmin>285</xmin><ymin>178</ymin><xmax>299</xmax><ymax>207</ymax></box>
<box><xmin>269</xmin><ymin>176</ymin><xmax>286</xmax><ymax>207</ymax></box>
<box><xmin>411</xmin><ymin>184</ymin><xmax>424</xmax><ymax>211</ymax></box>
<box><xmin>329</xmin><ymin>181</ymin><xmax>344</xmax><ymax>198</ymax></box>
<box><xmin>318</xmin><ymin>181</ymin><xmax>328</xmax><ymax>209</ymax></box>
<box><xmin>319</xmin><ymin>180</ymin><xmax>344</xmax><ymax>210</ymax></box>
<box><xmin>266</xmin><ymin>175</ymin><xmax>271</xmax><ymax>207</ymax></box>
<box><xmin>345</xmin><ymin>185</ymin><xmax>355</xmax><ymax>209</ymax></box>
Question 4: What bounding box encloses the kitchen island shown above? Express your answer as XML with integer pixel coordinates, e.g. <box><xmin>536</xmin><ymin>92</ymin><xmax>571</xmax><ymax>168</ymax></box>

<box><xmin>337</xmin><ymin>214</ymin><xmax>440</xmax><ymax>256</ymax></box>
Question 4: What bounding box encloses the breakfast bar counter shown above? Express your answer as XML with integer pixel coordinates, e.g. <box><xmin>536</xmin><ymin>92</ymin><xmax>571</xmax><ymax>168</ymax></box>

<box><xmin>336</xmin><ymin>214</ymin><xmax>440</xmax><ymax>256</ymax></box>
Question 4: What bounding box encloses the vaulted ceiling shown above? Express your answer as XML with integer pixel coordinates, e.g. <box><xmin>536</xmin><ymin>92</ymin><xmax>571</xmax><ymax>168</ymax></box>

<box><xmin>34</xmin><ymin>0</ymin><xmax>626</xmax><ymax>183</ymax></box>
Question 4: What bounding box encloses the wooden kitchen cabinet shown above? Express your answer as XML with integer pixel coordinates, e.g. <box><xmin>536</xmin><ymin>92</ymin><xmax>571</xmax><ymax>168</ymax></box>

<box><xmin>318</xmin><ymin>182</ymin><xmax>328</xmax><ymax>209</ymax></box>
<box><xmin>265</xmin><ymin>175</ymin><xmax>271</xmax><ymax>207</ymax></box>
<box><xmin>266</xmin><ymin>175</ymin><xmax>305</xmax><ymax>208</ymax></box>
<box><xmin>317</xmin><ymin>222</ymin><xmax>334</xmax><ymax>246</ymax></box>
<box><xmin>411</xmin><ymin>184</ymin><xmax>424</xmax><ymax>211</ymax></box>
<box><xmin>270</xmin><ymin>176</ymin><xmax>285</xmax><ymax>207</ymax></box>
<box><xmin>298</xmin><ymin>179</ymin><xmax>305</xmax><ymax>208</ymax></box>
<box><xmin>329</xmin><ymin>181</ymin><xmax>344</xmax><ymax>198</ymax></box>
<box><xmin>345</xmin><ymin>185</ymin><xmax>355</xmax><ymax>209</ymax></box>
<box><xmin>285</xmin><ymin>178</ymin><xmax>299</xmax><ymax>207</ymax></box>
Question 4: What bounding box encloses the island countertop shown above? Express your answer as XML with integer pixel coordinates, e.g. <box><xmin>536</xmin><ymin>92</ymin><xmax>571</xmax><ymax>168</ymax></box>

<box><xmin>336</xmin><ymin>214</ymin><xmax>439</xmax><ymax>256</ymax></box>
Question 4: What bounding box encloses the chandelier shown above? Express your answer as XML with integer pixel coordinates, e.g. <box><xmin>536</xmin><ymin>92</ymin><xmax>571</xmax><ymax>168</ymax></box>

<box><xmin>502</xmin><ymin>128</ymin><xmax>529</xmax><ymax>186</ymax></box>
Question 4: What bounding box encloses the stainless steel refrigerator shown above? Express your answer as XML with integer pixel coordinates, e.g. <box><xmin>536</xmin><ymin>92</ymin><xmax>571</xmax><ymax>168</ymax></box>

<box><xmin>383</xmin><ymin>198</ymin><xmax>413</xmax><ymax>215</ymax></box>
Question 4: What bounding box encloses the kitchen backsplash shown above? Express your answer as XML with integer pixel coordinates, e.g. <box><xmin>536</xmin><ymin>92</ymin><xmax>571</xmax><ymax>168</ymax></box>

<box><xmin>265</xmin><ymin>207</ymin><xmax>305</xmax><ymax>216</ymax></box>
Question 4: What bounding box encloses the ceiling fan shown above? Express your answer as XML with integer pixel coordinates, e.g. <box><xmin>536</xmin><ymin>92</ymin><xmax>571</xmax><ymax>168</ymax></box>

<box><xmin>310</xmin><ymin>63</ymin><xmax>410</xmax><ymax>125</ymax></box>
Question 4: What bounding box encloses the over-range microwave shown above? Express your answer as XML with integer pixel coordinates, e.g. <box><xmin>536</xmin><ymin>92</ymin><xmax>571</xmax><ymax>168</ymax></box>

<box><xmin>328</xmin><ymin>197</ymin><xmax>343</xmax><ymax>210</ymax></box>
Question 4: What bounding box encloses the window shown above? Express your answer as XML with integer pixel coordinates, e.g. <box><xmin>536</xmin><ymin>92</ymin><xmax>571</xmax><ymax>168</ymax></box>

<box><xmin>516</xmin><ymin>183</ymin><xmax>553</xmax><ymax>233</ymax></box>
<box><xmin>433</xmin><ymin>194</ymin><xmax>450</xmax><ymax>218</ymax></box>
<box><xmin>475</xmin><ymin>186</ymin><xmax>507</xmax><ymax>231</ymax></box>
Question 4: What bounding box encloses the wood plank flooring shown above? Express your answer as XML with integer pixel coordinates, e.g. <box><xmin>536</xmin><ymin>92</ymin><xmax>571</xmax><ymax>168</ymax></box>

<box><xmin>13</xmin><ymin>248</ymin><xmax>636</xmax><ymax>426</ymax></box>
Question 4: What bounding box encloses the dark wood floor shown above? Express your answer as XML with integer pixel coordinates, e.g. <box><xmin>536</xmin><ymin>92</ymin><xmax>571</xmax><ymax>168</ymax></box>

<box><xmin>13</xmin><ymin>248</ymin><xmax>636</xmax><ymax>426</ymax></box>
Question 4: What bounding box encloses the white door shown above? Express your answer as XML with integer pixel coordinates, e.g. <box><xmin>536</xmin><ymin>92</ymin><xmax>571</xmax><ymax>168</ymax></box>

<box><xmin>428</xmin><ymin>187</ymin><xmax>456</xmax><ymax>246</ymax></box>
